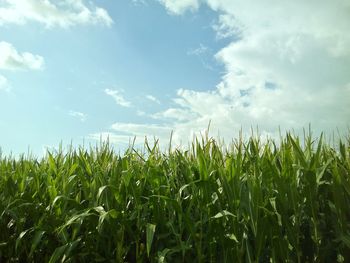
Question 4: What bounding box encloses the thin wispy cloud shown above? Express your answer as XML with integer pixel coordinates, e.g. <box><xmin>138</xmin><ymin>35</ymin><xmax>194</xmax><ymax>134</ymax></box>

<box><xmin>0</xmin><ymin>41</ymin><xmax>44</xmax><ymax>71</ymax></box>
<box><xmin>187</xmin><ymin>44</ymin><xmax>208</xmax><ymax>56</ymax></box>
<box><xmin>132</xmin><ymin>0</ymin><xmax>148</xmax><ymax>6</ymax></box>
<box><xmin>111</xmin><ymin>122</ymin><xmax>172</xmax><ymax>138</ymax></box>
<box><xmin>0</xmin><ymin>0</ymin><xmax>113</xmax><ymax>28</ymax></box>
<box><xmin>0</xmin><ymin>75</ymin><xmax>11</xmax><ymax>92</ymax></box>
<box><xmin>146</xmin><ymin>95</ymin><xmax>161</xmax><ymax>104</ymax></box>
<box><xmin>137</xmin><ymin>110</ymin><xmax>146</xmax><ymax>116</ymax></box>
<box><xmin>188</xmin><ymin>43</ymin><xmax>216</xmax><ymax>71</ymax></box>
<box><xmin>104</xmin><ymin>89</ymin><xmax>132</xmax><ymax>108</ymax></box>
<box><xmin>159</xmin><ymin>0</ymin><xmax>199</xmax><ymax>14</ymax></box>
<box><xmin>88</xmin><ymin>132</ymin><xmax>133</xmax><ymax>144</ymax></box>
<box><xmin>152</xmin><ymin>107</ymin><xmax>199</xmax><ymax>122</ymax></box>
<box><xmin>69</xmin><ymin>110</ymin><xmax>87</xmax><ymax>122</ymax></box>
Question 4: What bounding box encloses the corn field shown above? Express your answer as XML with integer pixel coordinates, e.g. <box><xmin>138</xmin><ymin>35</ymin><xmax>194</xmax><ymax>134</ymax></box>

<box><xmin>0</xmin><ymin>133</ymin><xmax>349</xmax><ymax>262</ymax></box>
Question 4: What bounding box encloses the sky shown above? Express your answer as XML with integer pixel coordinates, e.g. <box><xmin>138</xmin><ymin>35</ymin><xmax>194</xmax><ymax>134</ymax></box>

<box><xmin>0</xmin><ymin>0</ymin><xmax>349</xmax><ymax>155</ymax></box>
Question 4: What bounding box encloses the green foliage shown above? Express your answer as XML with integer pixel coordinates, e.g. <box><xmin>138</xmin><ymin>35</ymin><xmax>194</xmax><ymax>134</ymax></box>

<box><xmin>0</xmin><ymin>132</ymin><xmax>349</xmax><ymax>262</ymax></box>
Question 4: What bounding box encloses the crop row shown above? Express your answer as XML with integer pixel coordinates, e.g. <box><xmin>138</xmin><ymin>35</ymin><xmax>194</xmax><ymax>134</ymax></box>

<box><xmin>0</xmin><ymin>133</ymin><xmax>349</xmax><ymax>262</ymax></box>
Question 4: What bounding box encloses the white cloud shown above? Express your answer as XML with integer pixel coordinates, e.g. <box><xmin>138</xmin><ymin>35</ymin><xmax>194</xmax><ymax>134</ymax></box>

<box><xmin>111</xmin><ymin>122</ymin><xmax>172</xmax><ymax>137</ymax></box>
<box><xmin>187</xmin><ymin>44</ymin><xmax>208</xmax><ymax>56</ymax></box>
<box><xmin>69</xmin><ymin>110</ymin><xmax>87</xmax><ymax>122</ymax></box>
<box><xmin>89</xmin><ymin>129</ymin><xmax>167</xmax><ymax>146</ymax></box>
<box><xmin>0</xmin><ymin>0</ymin><xmax>113</xmax><ymax>28</ymax></box>
<box><xmin>95</xmin><ymin>120</ymin><xmax>217</xmax><ymax>150</ymax></box>
<box><xmin>187</xmin><ymin>44</ymin><xmax>216</xmax><ymax>71</ymax></box>
<box><xmin>152</xmin><ymin>107</ymin><xmax>198</xmax><ymax>122</ymax></box>
<box><xmin>105</xmin><ymin>89</ymin><xmax>132</xmax><ymax>108</ymax></box>
<box><xmin>212</xmin><ymin>14</ymin><xmax>243</xmax><ymax>40</ymax></box>
<box><xmin>132</xmin><ymin>0</ymin><xmax>148</xmax><ymax>6</ymax></box>
<box><xmin>88</xmin><ymin>132</ymin><xmax>136</xmax><ymax>145</ymax></box>
<box><xmin>146</xmin><ymin>95</ymin><xmax>161</xmax><ymax>104</ymax></box>
<box><xmin>137</xmin><ymin>110</ymin><xmax>146</xmax><ymax>116</ymax></box>
<box><xmin>158</xmin><ymin>0</ymin><xmax>199</xmax><ymax>14</ymax></box>
<box><xmin>153</xmin><ymin>0</ymin><xmax>350</xmax><ymax>137</ymax></box>
<box><xmin>91</xmin><ymin>0</ymin><xmax>350</xmax><ymax>148</ymax></box>
<box><xmin>0</xmin><ymin>75</ymin><xmax>11</xmax><ymax>92</ymax></box>
<box><xmin>0</xmin><ymin>41</ymin><xmax>44</xmax><ymax>71</ymax></box>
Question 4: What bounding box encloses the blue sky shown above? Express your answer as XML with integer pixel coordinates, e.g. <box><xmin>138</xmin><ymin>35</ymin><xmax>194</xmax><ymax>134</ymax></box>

<box><xmin>1</xmin><ymin>0</ymin><xmax>349</xmax><ymax>155</ymax></box>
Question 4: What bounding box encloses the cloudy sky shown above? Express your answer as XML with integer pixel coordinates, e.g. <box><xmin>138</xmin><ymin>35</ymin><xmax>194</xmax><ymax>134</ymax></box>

<box><xmin>0</xmin><ymin>0</ymin><xmax>349</xmax><ymax>155</ymax></box>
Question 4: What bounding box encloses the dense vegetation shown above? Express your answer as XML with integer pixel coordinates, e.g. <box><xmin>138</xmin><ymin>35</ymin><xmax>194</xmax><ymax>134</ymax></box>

<box><xmin>0</xmin><ymin>132</ymin><xmax>349</xmax><ymax>262</ymax></box>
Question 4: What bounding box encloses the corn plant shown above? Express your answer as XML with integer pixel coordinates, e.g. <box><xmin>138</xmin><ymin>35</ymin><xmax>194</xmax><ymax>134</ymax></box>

<box><xmin>0</xmin><ymin>132</ymin><xmax>349</xmax><ymax>262</ymax></box>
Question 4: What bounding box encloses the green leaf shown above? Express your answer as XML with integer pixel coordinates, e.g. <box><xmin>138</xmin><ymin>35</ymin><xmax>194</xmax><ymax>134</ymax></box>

<box><xmin>289</xmin><ymin>135</ymin><xmax>307</xmax><ymax>167</ymax></box>
<box><xmin>68</xmin><ymin>163</ymin><xmax>78</xmax><ymax>176</ymax></box>
<box><xmin>48</xmin><ymin>152</ymin><xmax>58</xmax><ymax>175</ymax></box>
<box><xmin>16</xmin><ymin>228</ymin><xmax>33</xmax><ymax>252</ymax></box>
<box><xmin>212</xmin><ymin>210</ymin><xmax>236</xmax><ymax>219</ymax></box>
<box><xmin>146</xmin><ymin>223</ymin><xmax>156</xmax><ymax>257</ymax></box>
<box><xmin>340</xmin><ymin>234</ymin><xmax>350</xmax><ymax>248</ymax></box>
<box><xmin>225</xmin><ymin>233</ymin><xmax>239</xmax><ymax>243</ymax></box>
<box><xmin>49</xmin><ymin>244</ymin><xmax>68</xmax><ymax>263</ymax></box>
<box><xmin>157</xmin><ymin>248</ymin><xmax>171</xmax><ymax>263</ymax></box>
<box><xmin>108</xmin><ymin>209</ymin><xmax>118</xmax><ymax>219</ymax></box>
<box><xmin>29</xmin><ymin>230</ymin><xmax>45</xmax><ymax>257</ymax></box>
<box><xmin>340</xmin><ymin>140</ymin><xmax>346</xmax><ymax>161</ymax></box>
<box><xmin>97</xmin><ymin>185</ymin><xmax>109</xmax><ymax>201</ymax></box>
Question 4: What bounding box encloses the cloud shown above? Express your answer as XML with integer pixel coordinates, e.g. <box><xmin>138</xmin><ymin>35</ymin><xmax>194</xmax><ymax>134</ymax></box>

<box><xmin>158</xmin><ymin>0</ymin><xmax>199</xmax><ymax>14</ymax></box>
<box><xmin>88</xmin><ymin>130</ymin><xmax>170</xmax><ymax>148</ymax></box>
<box><xmin>105</xmin><ymin>89</ymin><xmax>132</xmax><ymax>108</ymax></box>
<box><xmin>154</xmin><ymin>0</ymin><xmax>350</xmax><ymax>136</ymax></box>
<box><xmin>137</xmin><ymin>110</ymin><xmax>146</xmax><ymax>116</ymax></box>
<box><xmin>187</xmin><ymin>43</ymin><xmax>216</xmax><ymax>71</ymax></box>
<box><xmin>90</xmin><ymin>0</ymin><xmax>350</xmax><ymax>148</ymax></box>
<box><xmin>152</xmin><ymin>107</ymin><xmax>198</xmax><ymax>122</ymax></box>
<box><xmin>146</xmin><ymin>95</ymin><xmax>161</xmax><ymax>104</ymax></box>
<box><xmin>0</xmin><ymin>41</ymin><xmax>44</xmax><ymax>71</ymax></box>
<box><xmin>88</xmin><ymin>132</ymin><xmax>170</xmax><ymax>152</ymax></box>
<box><xmin>132</xmin><ymin>0</ymin><xmax>148</xmax><ymax>6</ymax></box>
<box><xmin>0</xmin><ymin>0</ymin><xmax>113</xmax><ymax>28</ymax></box>
<box><xmin>88</xmin><ymin>132</ymin><xmax>136</xmax><ymax>145</ymax></box>
<box><xmin>111</xmin><ymin>122</ymin><xmax>170</xmax><ymax>136</ymax></box>
<box><xmin>69</xmin><ymin>110</ymin><xmax>87</xmax><ymax>122</ymax></box>
<box><xmin>0</xmin><ymin>75</ymin><xmax>11</xmax><ymax>92</ymax></box>
<box><xmin>97</xmin><ymin>120</ymin><xmax>216</xmax><ymax>150</ymax></box>
<box><xmin>187</xmin><ymin>44</ymin><xmax>208</xmax><ymax>56</ymax></box>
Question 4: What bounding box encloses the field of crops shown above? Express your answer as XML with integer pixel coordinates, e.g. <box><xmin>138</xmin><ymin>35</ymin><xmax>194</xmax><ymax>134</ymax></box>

<box><xmin>0</xmin><ymin>133</ymin><xmax>349</xmax><ymax>262</ymax></box>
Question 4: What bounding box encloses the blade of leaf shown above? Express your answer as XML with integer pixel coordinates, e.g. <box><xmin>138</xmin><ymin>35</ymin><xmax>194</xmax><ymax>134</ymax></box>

<box><xmin>146</xmin><ymin>223</ymin><xmax>156</xmax><ymax>257</ymax></box>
